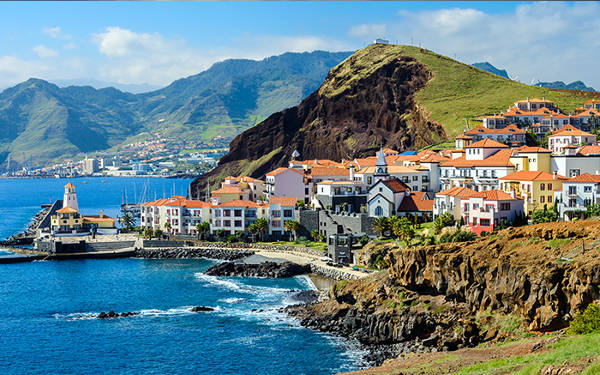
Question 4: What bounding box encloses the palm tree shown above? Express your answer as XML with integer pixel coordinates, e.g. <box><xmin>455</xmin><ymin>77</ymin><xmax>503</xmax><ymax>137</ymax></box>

<box><xmin>120</xmin><ymin>212</ymin><xmax>135</xmax><ymax>232</ymax></box>
<box><xmin>196</xmin><ymin>221</ymin><xmax>210</xmax><ymax>240</ymax></box>
<box><xmin>388</xmin><ymin>216</ymin><xmax>400</xmax><ymax>237</ymax></box>
<box><xmin>284</xmin><ymin>220</ymin><xmax>300</xmax><ymax>241</ymax></box>
<box><xmin>154</xmin><ymin>229</ymin><xmax>163</xmax><ymax>239</ymax></box>
<box><xmin>164</xmin><ymin>222</ymin><xmax>172</xmax><ymax>239</ymax></box>
<box><xmin>310</xmin><ymin>229</ymin><xmax>320</xmax><ymax>241</ymax></box>
<box><xmin>372</xmin><ymin>217</ymin><xmax>389</xmax><ymax>238</ymax></box>
<box><xmin>248</xmin><ymin>223</ymin><xmax>259</xmax><ymax>242</ymax></box>
<box><xmin>143</xmin><ymin>227</ymin><xmax>153</xmax><ymax>239</ymax></box>
<box><xmin>392</xmin><ymin>217</ymin><xmax>415</xmax><ymax>247</ymax></box>
<box><xmin>254</xmin><ymin>217</ymin><xmax>268</xmax><ymax>242</ymax></box>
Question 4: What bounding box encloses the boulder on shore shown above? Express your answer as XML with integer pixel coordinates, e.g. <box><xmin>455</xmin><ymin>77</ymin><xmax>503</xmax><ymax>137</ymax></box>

<box><xmin>205</xmin><ymin>261</ymin><xmax>311</xmax><ymax>278</ymax></box>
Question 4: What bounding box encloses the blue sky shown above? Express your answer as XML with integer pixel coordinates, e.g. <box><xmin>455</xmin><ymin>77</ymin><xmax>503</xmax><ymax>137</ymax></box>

<box><xmin>1</xmin><ymin>1</ymin><xmax>598</xmax><ymax>91</ymax></box>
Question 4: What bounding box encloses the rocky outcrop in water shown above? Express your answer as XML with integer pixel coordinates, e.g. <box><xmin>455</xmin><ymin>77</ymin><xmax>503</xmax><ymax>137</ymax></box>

<box><xmin>97</xmin><ymin>311</ymin><xmax>139</xmax><ymax>319</ymax></box>
<box><xmin>135</xmin><ymin>247</ymin><xmax>254</xmax><ymax>261</ymax></box>
<box><xmin>205</xmin><ymin>261</ymin><xmax>311</xmax><ymax>278</ymax></box>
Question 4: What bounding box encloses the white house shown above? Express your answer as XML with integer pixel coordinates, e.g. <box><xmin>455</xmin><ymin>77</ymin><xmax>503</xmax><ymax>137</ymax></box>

<box><xmin>210</xmin><ymin>200</ymin><xmax>267</xmax><ymax>236</ymax></box>
<box><xmin>268</xmin><ymin>196</ymin><xmax>297</xmax><ymax>238</ymax></box>
<box><xmin>462</xmin><ymin>190</ymin><xmax>523</xmax><ymax>235</ymax></box>
<box><xmin>433</xmin><ymin>186</ymin><xmax>477</xmax><ymax>220</ymax></box>
<box><xmin>265</xmin><ymin>167</ymin><xmax>309</xmax><ymax>201</ymax></box>
<box><xmin>548</xmin><ymin>124</ymin><xmax>596</xmax><ymax>155</ymax></box>
<box><xmin>439</xmin><ymin>139</ymin><xmax>515</xmax><ymax>192</ymax></box>
<box><xmin>140</xmin><ymin>196</ymin><xmax>210</xmax><ymax>235</ymax></box>
<box><xmin>367</xmin><ymin>178</ymin><xmax>411</xmax><ymax>217</ymax></box>
<box><xmin>464</xmin><ymin>124</ymin><xmax>526</xmax><ymax>146</ymax></box>
<box><xmin>555</xmin><ymin>173</ymin><xmax>600</xmax><ymax>220</ymax></box>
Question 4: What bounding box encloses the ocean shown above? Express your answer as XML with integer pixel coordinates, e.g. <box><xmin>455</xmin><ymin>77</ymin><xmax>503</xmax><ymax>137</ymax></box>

<box><xmin>0</xmin><ymin>178</ymin><xmax>363</xmax><ymax>374</ymax></box>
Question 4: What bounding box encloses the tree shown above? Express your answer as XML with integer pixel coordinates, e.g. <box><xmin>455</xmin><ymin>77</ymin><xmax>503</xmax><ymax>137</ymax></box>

<box><xmin>360</xmin><ymin>205</ymin><xmax>367</xmax><ymax>213</ymax></box>
<box><xmin>531</xmin><ymin>205</ymin><xmax>558</xmax><ymax>224</ymax></box>
<box><xmin>143</xmin><ymin>227</ymin><xmax>153</xmax><ymax>239</ymax></box>
<box><xmin>254</xmin><ymin>218</ymin><xmax>268</xmax><ymax>242</ymax></box>
<box><xmin>372</xmin><ymin>217</ymin><xmax>389</xmax><ymax>238</ymax></box>
<box><xmin>248</xmin><ymin>223</ymin><xmax>259</xmax><ymax>242</ymax></box>
<box><xmin>196</xmin><ymin>221</ymin><xmax>210</xmax><ymax>240</ymax></box>
<box><xmin>164</xmin><ymin>221</ymin><xmax>172</xmax><ymax>239</ymax></box>
<box><xmin>296</xmin><ymin>199</ymin><xmax>305</xmax><ymax>209</ymax></box>
<box><xmin>311</xmin><ymin>229</ymin><xmax>320</xmax><ymax>241</ymax></box>
<box><xmin>392</xmin><ymin>217</ymin><xmax>415</xmax><ymax>246</ymax></box>
<box><xmin>284</xmin><ymin>220</ymin><xmax>300</xmax><ymax>241</ymax></box>
<box><xmin>120</xmin><ymin>212</ymin><xmax>135</xmax><ymax>232</ymax></box>
<box><xmin>341</xmin><ymin>202</ymin><xmax>348</xmax><ymax>213</ymax></box>
<box><xmin>154</xmin><ymin>229</ymin><xmax>163</xmax><ymax>239</ymax></box>
<box><xmin>434</xmin><ymin>212</ymin><xmax>455</xmax><ymax>234</ymax></box>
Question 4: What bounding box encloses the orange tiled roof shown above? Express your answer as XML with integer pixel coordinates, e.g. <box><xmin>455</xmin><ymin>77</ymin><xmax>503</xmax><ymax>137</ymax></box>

<box><xmin>64</xmin><ymin>182</ymin><xmax>75</xmax><ymax>188</ymax></box>
<box><xmin>465</xmin><ymin>124</ymin><xmax>525</xmax><ymax>135</ymax></box>
<box><xmin>465</xmin><ymin>138</ymin><xmax>510</xmax><ymax>148</ymax></box>
<box><xmin>310</xmin><ymin>166</ymin><xmax>349</xmax><ymax>177</ymax></box>
<box><xmin>499</xmin><ymin>171</ymin><xmax>567</xmax><ymax>182</ymax></box>
<box><xmin>83</xmin><ymin>215</ymin><xmax>116</xmax><ymax>223</ymax></box>
<box><xmin>436</xmin><ymin>186</ymin><xmax>477</xmax><ymax>198</ymax></box>
<box><xmin>515</xmin><ymin>98</ymin><xmax>553</xmax><ymax>103</ymax></box>
<box><xmin>541</xmin><ymin>113</ymin><xmax>570</xmax><ymax>119</ymax></box>
<box><xmin>550</xmin><ymin>124</ymin><xmax>594</xmax><ymax>137</ymax></box>
<box><xmin>469</xmin><ymin>189</ymin><xmax>518</xmax><ymax>201</ymax></box>
<box><xmin>397</xmin><ymin>192</ymin><xmax>433</xmax><ymax>212</ymax></box>
<box><xmin>566</xmin><ymin>173</ymin><xmax>600</xmax><ymax>183</ymax></box>
<box><xmin>382</xmin><ymin>148</ymin><xmax>399</xmax><ymax>155</ymax></box>
<box><xmin>578</xmin><ymin>145</ymin><xmax>600</xmax><ymax>156</ymax></box>
<box><xmin>574</xmin><ymin>109</ymin><xmax>600</xmax><ymax>118</ymax></box>
<box><xmin>212</xmin><ymin>185</ymin><xmax>246</xmax><ymax>195</ymax></box>
<box><xmin>440</xmin><ymin>148</ymin><xmax>514</xmax><ymax>167</ymax></box>
<box><xmin>266</xmin><ymin>167</ymin><xmax>305</xmax><ymax>177</ymax></box>
<box><xmin>382</xmin><ymin>178</ymin><xmax>410</xmax><ymax>193</ymax></box>
<box><xmin>512</xmin><ymin>145</ymin><xmax>552</xmax><ymax>153</ymax></box>
<box><xmin>269</xmin><ymin>196</ymin><xmax>298</xmax><ymax>206</ymax></box>
<box><xmin>456</xmin><ymin>135</ymin><xmax>474</xmax><ymax>140</ymax></box>
<box><xmin>141</xmin><ymin>196</ymin><xmax>210</xmax><ymax>208</ymax></box>
<box><xmin>216</xmin><ymin>199</ymin><xmax>260</xmax><ymax>208</ymax></box>
<box><xmin>504</xmin><ymin>106</ymin><xmax>558</xmax><ymax>117</ymax></box>
<box><xmin>56</xmin><ymin>206</ymin><xmax>78</xmax><ymax>214</ymax></box>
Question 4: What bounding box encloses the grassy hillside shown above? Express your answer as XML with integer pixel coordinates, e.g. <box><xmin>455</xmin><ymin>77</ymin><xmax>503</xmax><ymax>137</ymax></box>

<box><xmin>339</xmin><ymin>45</ymin><xmax>598</xmax><ymax>138</ymax></box>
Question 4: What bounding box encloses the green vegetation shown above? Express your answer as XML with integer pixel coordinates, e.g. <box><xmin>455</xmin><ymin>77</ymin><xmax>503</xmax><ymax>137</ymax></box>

<box><xmin>548</xmin><ymin>238</ymin><xmax>571</xmax><ymax>249</ymax></box>
<box><xmin>568</xmin><ymin>303</ymin><xmax>600</xmax><ymax>335</ymax></box>
<box><xmin>531</xmin><ymin>205</ymin><xmax>559</xmax><ymax>224</ymax></box>
<box><xmin>434</xmin><ymin>212</ymin><xmax>455</xmax><ymax>234</ymax></box>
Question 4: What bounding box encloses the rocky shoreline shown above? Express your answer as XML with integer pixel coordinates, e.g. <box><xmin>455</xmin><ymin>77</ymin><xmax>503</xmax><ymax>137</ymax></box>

<box><xmin>205</xmin><ymin>261</ymin><xmax>312</xmax><ymax>278</ymax></box>
<box><xmin>134</xmin><ymin>247</ymin><xmax>254</xmax><ymax>261</ymax></box>
<box><xmin>1</xmin><ymin>205</ymin><xmax>50</xmax><ymax>246</ymax></box>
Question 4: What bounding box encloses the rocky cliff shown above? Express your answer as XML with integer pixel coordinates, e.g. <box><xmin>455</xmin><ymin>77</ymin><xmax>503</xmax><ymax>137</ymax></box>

<box><xmin>287</xmin><ymin>221</ymin><xmax>600</xmax><ymax>364</ymax></box>
<box><xmin>190</xmin><ymin>44</ymin><xmax>447</xmax><ymax>196</ymax></box>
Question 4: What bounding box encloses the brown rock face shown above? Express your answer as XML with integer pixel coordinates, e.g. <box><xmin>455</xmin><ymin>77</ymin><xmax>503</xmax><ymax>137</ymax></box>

<box><xmin>190</xmin><ymin>49</ymin><xmax>447</xmax><ymax>197</ymax></box>
<box><xmin>387</xmin><ymin>221</ymin><xmax>600</xmax><ymax>331</ymax></box>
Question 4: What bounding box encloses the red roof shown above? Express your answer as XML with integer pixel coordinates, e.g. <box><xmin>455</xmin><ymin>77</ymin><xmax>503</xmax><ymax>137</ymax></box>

<box><xmin>512</xmin><ymin>145</ymin><xmax>551</xmax><ymax>153</ymax></box>
<box><xmin>465</xmin><ymin>139</ymin><xmax>509</xmax><ymax>148</ymax></box>
<box><xmin>566</xmin><ymin>173</ymin><xmax>600</xmax><ymax>183</ymax></box>
<box><xmin>578</xmin><ymin>145</ymin><xmax>600</xmax><ymax>156</ymax></box>
<box><xmin>141</xmin><ymin>196</ymin><xmax>210</xmax><ymax>208</ymax></box>
<box><xmin>397</xmin><ymin>192</ymin><xmax>433</xmax><ymax>212</ymax></box>
<box><xmin>216</xmin><ymin>199</ymin><xmax>261</xmax><ymax>208</ymax></box>
<box><xmin>382</xmin><ymin>178</ymin><xmax>410</xmax><ymax>193</ymax></box>
<box><xmin>499</xmin><ymin>171</ymin><xmax>567</xmax><ymax>182</ymax></box>
<box><xmin>56</xmin><ymin>206</ymin><xmax>78</xmax><ymax>214</ymax></box>
<box><xmin>266</xmin><ymin>167</ymin><xmax>305</xmax><ymax>177</ymax></box>
<box><xmin>464</xmin><ymin>124</ymin><xmax>525</xmax><ymax>135</ymax></box>
<box><xmin>469</xmin><ymin>189</ymin><xmax>517</xmax><ymax>201</ymax></box>
<box><xmin>310</xmin><ymin>167</ymin><xmax>349</xmax><ymax>177</ymax></box>
<box><xmin>436</xmin><ymin>186</ymin><xmax>477</xmax><ymax>198</ymax></box>
<box><xmin>269</xmin><ymin>196</ymin><xmax>297</xmax><ymax>206</ymax></box>
<box><xmin>440</xmin><ymin>148</ymin><xmax>514</xmax><ymax>167</ymax></box>
<box><xmin>550</xmin><ymin>124</ymin><xmax>594</xmax><ymax>137</ymax></box>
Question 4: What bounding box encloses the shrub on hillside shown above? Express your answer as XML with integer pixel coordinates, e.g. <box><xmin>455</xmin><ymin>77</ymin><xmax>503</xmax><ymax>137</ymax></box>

<box><xmin>531</xmin><ymin>205</ymin><xmax>559</xmax><ymax>224</ymax></box>
<box><xmin>568</xmin><ymin>303</ymin><xmax>600</xmax><ymax>335</ymax></box>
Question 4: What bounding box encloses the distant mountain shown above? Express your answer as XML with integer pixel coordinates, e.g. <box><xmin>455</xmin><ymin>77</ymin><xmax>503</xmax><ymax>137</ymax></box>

<box><xmin>535</xmin><ymin>80</ymin><xmax>596</xmax><ymax>92</ymax></box>
<box><xmin>53</xmin><ymin>79</ymin><xmax>162</xmax><ymax>94</ymax></box>
<box><xmin>472</xmin><ymin>62</ymin><xmax>510</xmax><ymax>79</ymax></box>
<box><xmin>0</xmin><ymin>50</ymin><xmax>352</xmax><ymax>169</ymax></box>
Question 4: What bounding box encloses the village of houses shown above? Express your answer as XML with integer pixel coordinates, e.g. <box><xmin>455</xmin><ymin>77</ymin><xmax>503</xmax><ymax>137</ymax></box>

<box><xmin>52</xmin><ymin>97</ymin><xmax>599</xmax><ymax>264</ymax></box>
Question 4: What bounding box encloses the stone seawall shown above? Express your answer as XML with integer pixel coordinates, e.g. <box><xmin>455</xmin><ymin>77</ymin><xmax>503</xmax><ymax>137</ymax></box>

<box><xmin>135</xmin><ymin>247</ymin><xmax>254</xmax><ymax>261</ymax></box>
<box><xmin>309</xmin><ymin>264</ymin><xmax>363</xmax><ymax>281</ymax></box>
<box><xmin>191</xmin><ymin>242</ymin><xmax>324</xmax><ymax>257</ymax></box>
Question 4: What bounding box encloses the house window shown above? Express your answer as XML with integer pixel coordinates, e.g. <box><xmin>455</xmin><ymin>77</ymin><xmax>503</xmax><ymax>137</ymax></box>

<box><xmin>234</xmin><ymin>209</ymin><xmax>242</xmax><ymax>217</ymax></box>
<box><xmin>224</xmin><ymin>210</ymin><xmax>231</xmax><ymax>217</ymax></box>
<box><xmin>412</xmin><ymin>176</ymin><xmax>418</xmax><ymax>181</ymax></box>
<box><xmin>584</xmin><ymin>186</ymin><xmax>592</xmax><ymax>192</ymax></box>
<box><xmin>215</xmin><ymin>220</ymin><xmax>221</xmax><ymax>226</ymax></box>
<box><xmin>569</xmin><ymin>186</ymin><xmax>577</xmax><ymax>195</ymax></box>
<box><xmin>272</xmin><ymin>211</ymin><xmax>281</xmax><ymax>217</ymax></box>
<box><xmin>540</xmin><ymin>183</ymin><xmax>545</xmax><ymax>191</ymax></box>
<box><xmin>480</xmin><ymin>219</ymin><xmax>490</xmax><ymax>226</ymax></box>
<box><xmin>283</xmin><ymin>209</ymin><xmax>293</xmax><ymax>217</ymax></box>
<box><xmin>548</xmin><ymin>195</ymin><xmax>552</xmax><ymax>203</ymax></box>
<box><xmin>375</xmin><ymin>206</ymin><xmax>383</xmax><ymax>216</ymax></box>
<box><xmin>547</xmin><ymin>183</ymin><xmax>552</xmax><ymax>190</ymax></box>
<box><xmin>540</xmin><ymin>196</ymin><xmax>545</xmax><ymax>203</ymax></box>
<box><xmin>223</xmin><ymin>220</ymin><xmax>231</xmax><ymax>227</ymax></box>
<box><xmin>500</xmin><ymin>203</ymin><xmax>510</xmax><ymax>211</ymax></box>
<box><xmin>234</xmin><ymin>220</ymin><xmax>242</xmax><ymax>227</ymax></box>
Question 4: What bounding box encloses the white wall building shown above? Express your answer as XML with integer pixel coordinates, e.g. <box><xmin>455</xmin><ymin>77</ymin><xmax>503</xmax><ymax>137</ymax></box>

<box><xmin>555</xmin><ymin>174</ymin><xmax>600</xmax><ymax>220</ymax></box>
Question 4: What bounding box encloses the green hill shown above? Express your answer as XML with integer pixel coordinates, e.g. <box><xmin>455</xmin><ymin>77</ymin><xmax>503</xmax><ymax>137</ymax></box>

<box><xmin>0</xmin><ymin>51</ymin><xmax>352</xmax><ymax>169</ymax></box>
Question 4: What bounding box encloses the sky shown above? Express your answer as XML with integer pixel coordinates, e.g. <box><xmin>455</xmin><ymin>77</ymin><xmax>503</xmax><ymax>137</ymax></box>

<box><xmin>1</xmin><ymin>1</ymin><xmax>599</xmax><ymax>92</ymax></box>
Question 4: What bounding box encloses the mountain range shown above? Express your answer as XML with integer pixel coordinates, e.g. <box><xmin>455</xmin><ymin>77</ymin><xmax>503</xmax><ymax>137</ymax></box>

<box><xmin>0</xmin><ymin>50</ymin><xmax>352</xmax><ymax>170</ymax></box>
<box><xmin>535</xmin><ymin>80</ymin><xmax>596</xmax><ymax>92</ymax></box>
<box><xmin>471</xmin><ymin>62</ymin><xmax>510</xmax><ymax>79</ymax></box>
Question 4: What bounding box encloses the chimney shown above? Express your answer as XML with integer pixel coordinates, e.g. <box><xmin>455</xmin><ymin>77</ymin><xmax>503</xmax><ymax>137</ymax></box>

<box><xmin>349</xmin><ymin>164</ymin><xmax>355</xmax><ymax>181</ymax></box>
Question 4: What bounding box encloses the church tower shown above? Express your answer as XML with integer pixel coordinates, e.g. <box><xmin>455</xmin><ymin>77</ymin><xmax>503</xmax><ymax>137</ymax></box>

<box><xmin>63</xmin><ymin>182</ymin><xmax>79</xmax><ymax>211</ymax></box>
<box><xmin>374</xmin><ymin>148</ymin><xmax>389</xmax><ymax>182</ymax></box>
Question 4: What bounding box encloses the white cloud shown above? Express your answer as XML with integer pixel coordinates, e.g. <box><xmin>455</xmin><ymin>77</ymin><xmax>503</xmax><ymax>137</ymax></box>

<box><xmin>348</xmin><ymin>24</ymin><xmax>387</xmax><ymax>39</ymax></box>
<box><xmin>32</xmin><ymin>45</ymin><xmax>59</xmax><ymax>58</ymax></box>
<box><xmin>63</xmin><ymin>42</ymin><xmax>76</xmax><ymax>50</ymax></box>
<box><xmin>0</xmin><ymin>56</ymin><xmax>52</xmax><ymax>87</ymax></box>
<box><xmin>351</xmin><ymin>2</ymin><xmax>600</xmax><ymax>88</ymax></box>
<box><xmin>43</xmin><ymin>26</ymin><xmax>70</xmax><ymax>39</ymax></box>
<box><xmin>92</xmin><ymin>27</ymin><xmax>349</xmax><ymax>86</ymax></box>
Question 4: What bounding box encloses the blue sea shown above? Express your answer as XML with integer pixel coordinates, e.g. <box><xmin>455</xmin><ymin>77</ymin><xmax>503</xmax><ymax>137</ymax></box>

<box><xmin>0</xmin><ymin>178</ymin><xmax>363</xmax><ymax>374</ymax></box>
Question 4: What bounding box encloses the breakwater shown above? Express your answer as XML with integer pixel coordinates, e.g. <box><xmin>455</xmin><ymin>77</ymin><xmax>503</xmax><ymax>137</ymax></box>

<box><xmin>135</xmin><ymin>247</ymin><xmax>254</xmax><ymax>261</ymax></box>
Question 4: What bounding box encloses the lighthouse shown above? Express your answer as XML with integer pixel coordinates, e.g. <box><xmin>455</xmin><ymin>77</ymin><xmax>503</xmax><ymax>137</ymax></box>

<box><xmin>63</xmin><ymin>182</ymin><xmax>79</xmax><ymax>211</ymax></box>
